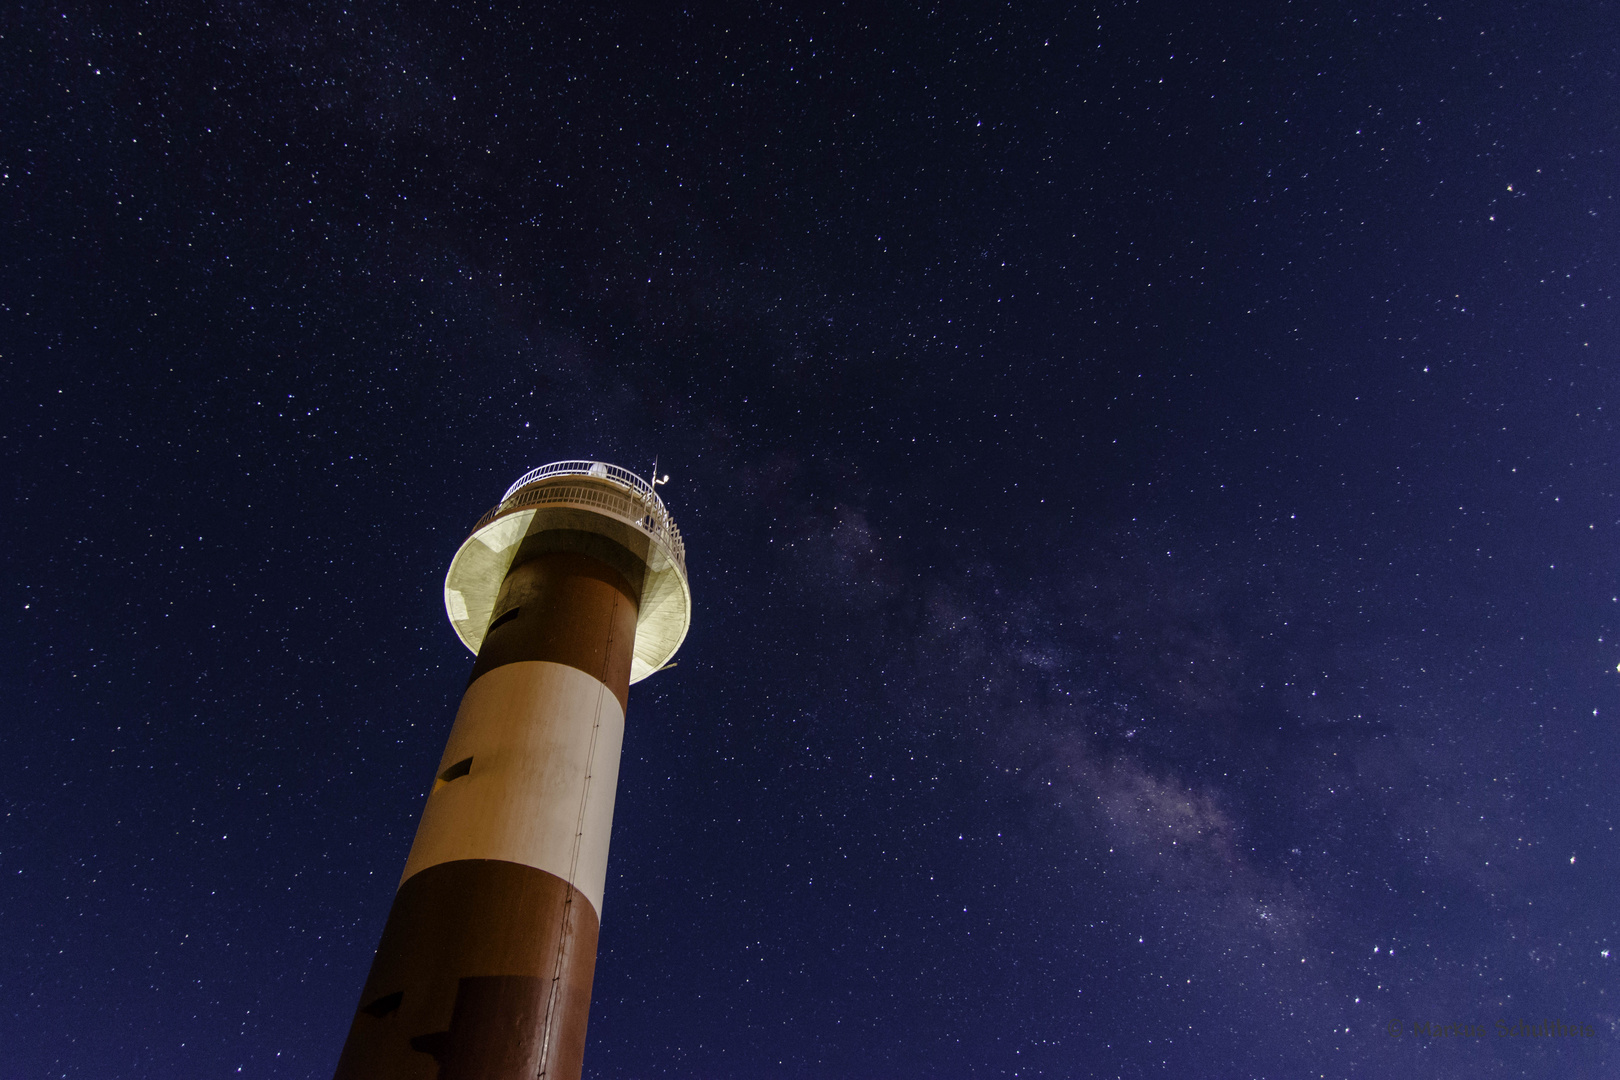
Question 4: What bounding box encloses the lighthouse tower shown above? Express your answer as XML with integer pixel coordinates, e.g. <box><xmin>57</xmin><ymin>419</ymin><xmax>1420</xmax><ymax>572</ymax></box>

<box><xmin>334</xmin><ymin>461</ymin><xmax>691</xmax><ymax>1080</ymax></box>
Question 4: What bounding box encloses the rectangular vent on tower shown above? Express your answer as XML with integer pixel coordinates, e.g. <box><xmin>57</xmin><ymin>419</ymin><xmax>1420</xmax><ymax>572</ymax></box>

<box><xmin>438</xmin><ymin>757</ymin><xmax>473</xmax><ymax>783</ymax></box>
<box><xmin>486</xmin><ymin>606</ymin><xmax>521</xmax><ymax>633</ymax></box>
<box><xmin>361</xmin><ymin>990</ymin><xmax>403</xmax><ymax>1018</ymax></box>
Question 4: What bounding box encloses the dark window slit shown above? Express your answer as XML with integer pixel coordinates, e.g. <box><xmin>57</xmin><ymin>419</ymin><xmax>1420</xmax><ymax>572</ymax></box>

<box><xmin>438</xmin><ymin>757</ymin><xmax>473</xmax><ymax>783</ymax></box>
<box><xmin>361</xmin><ymin>990</ymin><xmax>403</xmax><ymax>1018</ymax></box>
<box><xmin>410</xmin><ymin>1031</ymin><xmax>450</xmax><ymax>1061</ymax></box>
<box><xmin>487</xmin><ymin>606</ymin><xmax>521</xmax><ymax>632</ymax></box>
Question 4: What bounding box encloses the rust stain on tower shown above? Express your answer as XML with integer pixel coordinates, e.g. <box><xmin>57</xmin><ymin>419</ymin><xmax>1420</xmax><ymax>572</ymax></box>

<box><xmin>334</xmin><ymin>461</ymin><xmax>691</xmax><ymax>1080</ymax></box>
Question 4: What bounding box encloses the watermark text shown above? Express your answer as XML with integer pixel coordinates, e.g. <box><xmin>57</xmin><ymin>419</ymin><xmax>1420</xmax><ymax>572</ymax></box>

<box><xmin>1387</xmin><ymin>1018</ymin><xmax>1597</xmax><ymax>1039</ymax></box>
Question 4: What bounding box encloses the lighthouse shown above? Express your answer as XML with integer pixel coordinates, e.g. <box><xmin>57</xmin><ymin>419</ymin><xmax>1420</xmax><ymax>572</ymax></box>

<box><xmin>334</xmin><ymin>461</ymin><xmax>691</xmax><ymax>1080</ymax></box>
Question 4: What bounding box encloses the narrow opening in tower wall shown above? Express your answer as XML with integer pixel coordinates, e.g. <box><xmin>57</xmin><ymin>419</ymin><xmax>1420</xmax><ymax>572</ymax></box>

<box><xmin>361</xmin><ymin>990</ymin><xmax>403</xmax><ymax>1018</ymax></box>
<box><xmin>486</xmin><ymin>606</ymin><xmax>521</xmax><ymax>632</ymax></box>
<box><xmin>438</xmin><ymin>757</ymin><xmax>473</xmax><ymax>783</ymax></box>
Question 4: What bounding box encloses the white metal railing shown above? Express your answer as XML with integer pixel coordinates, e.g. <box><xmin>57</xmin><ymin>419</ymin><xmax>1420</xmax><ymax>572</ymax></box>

<box><xmin>477</xmin><ymin>461</ymin><xmax>685</xmax><ymax>573</ymax></box>
<box><xmin>502</xmin><ymin>461</ymin><xmax>669</xmax><ymax>513</ymax></box>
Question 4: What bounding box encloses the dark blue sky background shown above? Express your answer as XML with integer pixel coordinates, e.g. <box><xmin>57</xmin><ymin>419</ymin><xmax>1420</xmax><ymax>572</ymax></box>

<box><xmin>3</xmin><ymin>1</ymin><xmax>1617</xmax><ymax>1077</ymax></box>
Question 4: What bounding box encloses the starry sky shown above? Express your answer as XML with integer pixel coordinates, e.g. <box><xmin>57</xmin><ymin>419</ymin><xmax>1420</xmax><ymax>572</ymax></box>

<box><xmin>4</xmin><ymin>1</ymin><xmax>1617</xmax><ymax>1077</ymax></box>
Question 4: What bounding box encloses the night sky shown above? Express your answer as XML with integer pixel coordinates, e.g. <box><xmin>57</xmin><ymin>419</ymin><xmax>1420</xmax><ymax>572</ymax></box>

<box><xmin>4</xmin><ymin>2</ymin><xmax>1618</xmax><ymax>1077</ymax></box>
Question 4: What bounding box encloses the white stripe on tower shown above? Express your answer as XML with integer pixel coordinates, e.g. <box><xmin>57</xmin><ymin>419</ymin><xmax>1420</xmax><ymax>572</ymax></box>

<box><xmin>399</xmin><ymin>660</ymin><xmax>626</xmax><ymax>919</ymax></box>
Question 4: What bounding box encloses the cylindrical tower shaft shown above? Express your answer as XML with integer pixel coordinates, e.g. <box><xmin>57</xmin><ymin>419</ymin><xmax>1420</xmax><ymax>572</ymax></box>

<box><xmin>333</xmin><ymin>464</ymin><xmax>690</xmax><ymax>1080</ymax></box>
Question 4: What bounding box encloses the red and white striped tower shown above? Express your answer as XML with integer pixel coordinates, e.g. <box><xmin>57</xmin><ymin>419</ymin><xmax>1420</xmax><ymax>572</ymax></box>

<box><xmin>334</xmin><ymin>461</ymin><xmax>691</xmax><ymax>1080</ymax></box>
